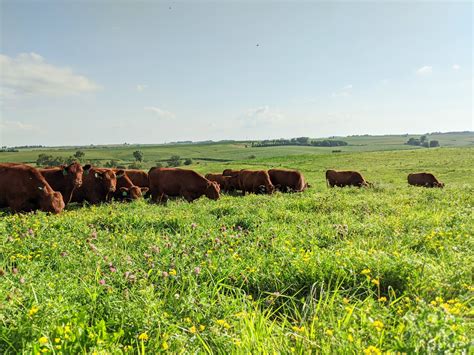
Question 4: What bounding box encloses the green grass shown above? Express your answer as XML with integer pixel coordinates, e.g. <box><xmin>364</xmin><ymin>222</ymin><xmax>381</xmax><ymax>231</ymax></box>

<box><xmin>1</xmin><ymin>132</ymin><xmax>473</xmax><ymax>169</ymax></box>
<box><xmin>1</xmin><ymin>147</ymin><xmax>473</xmax><ymax>353</ymax></box>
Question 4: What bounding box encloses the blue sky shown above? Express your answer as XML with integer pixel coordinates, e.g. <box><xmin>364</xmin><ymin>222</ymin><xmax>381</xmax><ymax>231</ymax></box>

<box><xmin>1</xmin><ymin>0</ymin><xmax>472</xmax><ymax>146</ymax></box>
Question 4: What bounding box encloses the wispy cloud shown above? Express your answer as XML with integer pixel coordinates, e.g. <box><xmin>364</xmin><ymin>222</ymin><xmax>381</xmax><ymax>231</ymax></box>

<box><xmin>331</xmin><ymin>84</ymin><xmax>353</xmax><ymax>98</ymax></box>
<box><xmin>144</xmin><ymin>106</ymin><xmax>175</xmax><ymax>119</ymax></box>
<box><xmin>136</xmin><ymin>84</ymin><xmax>147</xmax><ymax>91</ymax></box>
<box><xmin>416</xmin><ymin>65</ymin><xmax>432</xmax><ymax>76</ymax></box>
<box><xmin>0</xmin><ymin>120</ymin><xmax>40</xmax><ymax>132</ymax></box>
<box><xmin>0</xmin><ymin>52</ymin><xmax>100</xmax><ymax>98</ymax></box>
<box><xmin>239</xmin><ymin>105</ymin><xmax>284</xmax><ymax>127</ymax></box>
<box><xmin>452</xmin><ymin>64</ymin><xmax>460</xmax><ymax>71</ymax></box>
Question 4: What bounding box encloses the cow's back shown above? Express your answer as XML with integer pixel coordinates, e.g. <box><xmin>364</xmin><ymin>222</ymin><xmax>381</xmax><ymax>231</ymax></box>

<box><xmin>268</xmin><ymin>169</ymin><xmax>306</xmax><ymax>191</ymax></box>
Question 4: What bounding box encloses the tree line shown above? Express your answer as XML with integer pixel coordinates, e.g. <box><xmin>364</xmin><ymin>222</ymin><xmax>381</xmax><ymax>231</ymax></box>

<box><xmin>405</xmin><ymin>135</ymin><xmax>440</xmax><ymax>148</ymax></box>
<box><xmin>251</xmin><ymin>137</ymin><xmax>348</xmax><ymax>147</ymax></box>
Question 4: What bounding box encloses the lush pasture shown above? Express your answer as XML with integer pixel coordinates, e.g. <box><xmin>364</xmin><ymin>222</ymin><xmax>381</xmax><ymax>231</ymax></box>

<box><xmin>1</xmin><ymin>148</ymin><xmax>473</xmax><ymax>353</ymax></box>
<box><xmin>1</xmin><ymin>132</ymin><xmax>473</xmax><ymax>169</ymax></box>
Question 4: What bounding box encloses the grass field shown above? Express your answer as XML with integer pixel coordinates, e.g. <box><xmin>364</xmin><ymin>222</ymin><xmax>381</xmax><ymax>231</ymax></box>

<box><xmin>1</xmin><ymin>146</ymin><xmax>473</xmax><ymax>353</ymax></box>
<box><xmin>1</xmin><ymin>132</ymin><xmax>473</xmax><ymax>169</ymax></box>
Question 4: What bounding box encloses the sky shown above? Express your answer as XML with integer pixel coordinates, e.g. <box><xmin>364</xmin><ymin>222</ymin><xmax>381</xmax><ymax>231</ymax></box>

<box><xmin>0</xmin><ymin>0</ymin><xmax>472</xmax><ymax>146</ymax></box>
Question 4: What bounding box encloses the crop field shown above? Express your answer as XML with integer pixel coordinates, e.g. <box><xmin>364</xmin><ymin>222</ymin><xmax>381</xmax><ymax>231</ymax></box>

<box><xmin>1</xmin><ymin>147</ymin><xmax>473</xmax><ymax>353</ymax></box>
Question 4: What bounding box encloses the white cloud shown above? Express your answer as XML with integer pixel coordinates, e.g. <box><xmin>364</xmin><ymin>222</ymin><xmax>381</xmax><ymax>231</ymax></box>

<box><xmin>452</xmin><ymin>64</ymin><xmax>460</xmax><ymax>70</ymax></box>
<box><xmin>144</xmin><ymin>106</ymin><xmax>175</xmax><ymax>119</ymax></box>
<box><xmin>0</xmin><ymin>52</ymin><xmax>100</xmax><ymax>98</ymax></box>
<box><xmin>331</xmin><ymin>84</ymin><xmax>353</xmax><ymax>98</ymax></box>
<box><xmin>0</xmin><ymin>120</ymin><xmax>39</xmax><ymax>131</ymax></box>
<box><xmin>136</xmin><ymin>84</ymin><xmax>147</xmax><ymax>91</ymax></box>
<box><xmin>239</xmin><ymin>105</ymin><xmax>284</xmax><ymax>127</ymax></box>
<box><xmin>416</xmin><ymin>65</ymin><xmax>432</xmax><ymax>75</ymax></box>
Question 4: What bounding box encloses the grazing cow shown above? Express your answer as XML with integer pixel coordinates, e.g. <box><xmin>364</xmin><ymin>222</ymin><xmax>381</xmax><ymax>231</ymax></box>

<box><xmin>408</xmin><ymin>172</ymin><xmax>444</xmax><ymax>188</ymax></box>
<box><xmin>326</xmin><ymin>170</ymin><xmax>369</xmax><ymax>188</ymax></box>
<box><xmin>222</xmin><ymin>169</ymin><xmax>241</xmax><ymax>177</ymax></box>
<box><xmin>238</xmin><ymin>170</ymin><xmax>275</xmax><ymax>195</ymax></box>
<box><xmin>113</xmin><ymin>172</ymin><xmax>149</xmax><ymax>201</ymax></box>
<box><xmin>71</xmin><ymin>168</ymin><xmax>123</xmax><ymax>204</ymax></box>
<box><xmin>40</xmin><ymin>163</ymin><xmax>91</xmax><ymax>204</ymax></box>
<box><xmin>205</xmin><ymin>173</ymin><xmax>240</xmax><ymax>192</ymax></box>
<box><xmin>148</xmin><ymin>167</ymin><xmax>220</xmax><ymax>203</ymax></box>
<box><xmin>268</xmin><ymin>169</ymin><xmax>309</xmax><ymax>192</ymax></box>
<box><xmin>0</xmin><ymin>163</ymin><xmax>65</xmax><ymax>214</ymax></box>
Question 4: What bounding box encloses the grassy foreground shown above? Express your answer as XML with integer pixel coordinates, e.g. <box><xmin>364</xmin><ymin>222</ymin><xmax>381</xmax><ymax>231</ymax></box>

<box><xmin>1</xmin><ymin>148</ymin><xmax>473</xmax><ymax>354</ymax></box>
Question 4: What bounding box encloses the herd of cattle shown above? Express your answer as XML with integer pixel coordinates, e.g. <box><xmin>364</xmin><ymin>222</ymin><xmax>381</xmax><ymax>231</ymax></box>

<box><xmin>0</xmin><ymin>162</ymin><xmax>445</xmax><ymax>214</ymax></box>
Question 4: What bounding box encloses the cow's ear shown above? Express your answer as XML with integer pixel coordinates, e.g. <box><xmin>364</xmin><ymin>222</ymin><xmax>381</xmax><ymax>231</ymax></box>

<box><xmin>116</xmin><ymin>169</ymin><xmax>125</xmax><ymax>178</ymax></box>
<box><xmin>141</xmin><ymin>187</ymin><xmax>149</xmax><ymax>193</ymax></box>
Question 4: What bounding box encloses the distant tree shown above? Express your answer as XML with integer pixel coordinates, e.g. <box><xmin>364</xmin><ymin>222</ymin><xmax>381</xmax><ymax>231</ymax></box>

<box><xmin>36</xmin><ymin>154</ymin><xmax>66</xmax><ymax>167</ymax></box>
<box><xmin>133</xmin><ymin>150</ymin><xmax>144</xmax><ymax>162</ymax></box>
<box><xmin>406</xmin><ymin>138</ymin><xmax>421</xmax><ymax>146</ymax></box>
<box><xmin>74</xmin><ymin>150</ymin><xmax>85</xmax><ymax>161</ymax></box>
<box><xmin>167</xmin><ymin>155</ymin><xmax>181</xmax><ymax>167</ymax></box>
<box><xmin>184</xmin><ymin>158</ymin><xmax>193</xmax><ymax>165</ymax></box>
<box><xmin>429</xmin><ymin>140</ymin><xmax>440</xmax><ymax>147</ymax></box>
<box><xmin>128</xmin><ymin>162</ymin><xmax>142</xmax><ymax>169</ymax></box>
<box><xmin>420</xmin><ymin>135</ymin><xmax>428</xmax><ymax>143</ymax></box>
<box><xmin>248</xmin><ymin>155</ymin><xmax>256</xmax><ymax>159</ymax></box>
<box><xmin>421</xmin><ymin>141</ymin><xmax>429</xmax><ymax>148</ymax></box>
<box><xmin>105</xmin><ymin>159</ymin><xmax>119</xmax><ymax>168</ymax></box>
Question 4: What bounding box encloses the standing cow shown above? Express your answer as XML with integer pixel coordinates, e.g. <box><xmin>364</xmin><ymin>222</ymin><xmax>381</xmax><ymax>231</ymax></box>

<box><xmin>40</xmin><ymin>163</ymin><xmax>91</xmax><ymax>204</ymax></box>
<box><xmin>326</xmin><ymin>170</ymin><xmax>369</xmax><ymax>188</ymax></box>
<box><xmin>268</xmin><ymin>169</ymin><xmax>308</xmax><ymax>192</ymax></box>
<box><xmin>238</xmin><ymin>170</ymin><xmax>275</xmax><ymax>195</ymax></box>
<box><xmin>0</xmin><ymin>164</ymin><xmax>65</xmax><ymax>213</ymax></box>
<box><xmin>71</xmin><ymin>168</ymin><xmax>123</xmax><ymax>204</ymax></box>
<box><xmin>408</xmin><ymin>173</ymin><xmax>444</xmax><ymax>188</ymax></box>
<box><xmin>148</xmin><ymin>167</ymin><xmax>220</xmax><ymax>203</ymax></box>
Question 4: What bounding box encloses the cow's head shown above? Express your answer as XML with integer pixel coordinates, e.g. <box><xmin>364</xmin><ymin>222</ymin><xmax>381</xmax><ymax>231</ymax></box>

<box><xmin>38</xmin><ymin>186</ymin><xmax>65</xmax><ymax>214</ymax></box>
<box><xmin>435</xmin><ymin>181</ymin><xmax>445</xmax><ymax>188</ymax></box>
<box><xmin>266</xmin><ymin>183</ymin><xmax>276</xmax><ymax>194</ymax></box>
<box><xmin>94</xmin><ymin>169</ymin><xmax>121</xmax><ymax>193</ymax></box>
<box><xmin>205</xmin><ymin>181</ymin><xmax>220</xmax><ymax>200</ymax></box>
<box><xmin>62</xmin><ymin>163</ymin><xmax>88</xmax><ymax>188</ymax></box>
<box><xmin>119</xmin><ymin>186</ymin><xmax>149</xmax><ymax>200</ymax></box>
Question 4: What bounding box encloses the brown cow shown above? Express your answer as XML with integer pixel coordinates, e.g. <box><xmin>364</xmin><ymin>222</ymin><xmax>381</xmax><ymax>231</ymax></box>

<box><xmin>326</xmin><ymin>170</ymin><xmax>369</xmax><ymax>188</ymax></box>
<box><xmin>408</xmin><ymin>172</ymin><xmax>444</xmax><ymax>188</ymax></box>
<box><xmin>238</xmin><ymin>170</ymin><xmax>275</xmax><ymax>195</ymax></box>
<box><xmin>205</xmin><ymin>173</ymin><xmax>240</xmax><ymax>192</ymax></box>
<box><xmin>268</xmin><ymin>169</ymin><xmax>308</xmax><ymax>192</ymax></box>
<box><xmin>40</xmin><ymin>163</ymin><xmax>91</xmax><ymax>204</ymax></box>
<box><xmin>149</xmin><ymin>167</ymin><xmax>220</xmax><ymax>203</ymax></box>
<box><xmin>0</xmin><ymin>163</ymin><xmax>65</xmax><ymax>214</ymax></box>
<box><xmin>222</xmin><ymin>169</ymin><xmax>240</xmax><ymax>177</ymax></box>
<box><xmin>122</xmin><ymin>169</ymin><xmax>149</xmax><ymax>188</ymax></box>
<box><xmin>71</xmin><ymin>168</ymin><xmax>123</xmax><ymax>204</ymax></box>
<box><xmin>113</xmin><ymin>172</ymin><xmax>149</xmax><ymax>201</ymax></box>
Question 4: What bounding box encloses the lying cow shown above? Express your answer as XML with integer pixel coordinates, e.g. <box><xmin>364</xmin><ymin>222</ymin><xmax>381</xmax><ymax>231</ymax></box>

<box><xmin>408</xmin><ymin>172</ymin><xmax>444</xmax><ymax>188</ymax></box>
<box><xmin>238</xmin><ymin>170</ymin><xmax>275</xmax><ymax>195</ymax></box>
<box><xmin>40</xmin><ymin>163</ymin><xmax>91</xmax><ymax>204</ymax></box>
<box><xmin>71</xmin><ymin>168</ymin><xmax>123</xmax><ymax>204</ymax></box>
<box><xmin>268</xmin><ymin>169</ymin><xmax>309</xmax><ymax>192</ymax></box>
<box><xmin>113</xmin><ymin>171</ymin><xmax>149</xmax><ymax>201</ymax></box>
<box><xmin>326</xmin><ymin>170</ymin><xmax>369</xmax><ymax>188</ymax></box>
<box><xmin>0</xmin><ymin>163</ymin><xmax>65</xmax><ymax>214</ymax></box>
<box><xmin>148</xmin><ymin>167</ymin><xmax>220</xmax><ymax>203</ymax></box>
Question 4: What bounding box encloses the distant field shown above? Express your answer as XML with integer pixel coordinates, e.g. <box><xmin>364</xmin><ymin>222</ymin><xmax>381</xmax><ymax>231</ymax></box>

<box><xmin>1</xmin><ymin>132</ymin><xmax>473</xmax><ymax>169</ymax></box>
<box><xmin>1</xmin><ymin>146</ymin><xmax>473</xmax><ymax>353</ymax></box>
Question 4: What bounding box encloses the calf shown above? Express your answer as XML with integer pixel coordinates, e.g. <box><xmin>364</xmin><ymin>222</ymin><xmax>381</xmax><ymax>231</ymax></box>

<box><xmin>149</xmin><ymin>167</ymin><xmax>220</xmax><ymax>203</ymax></box>
<box><xmin>326</xmin><ymin>170</ymin><xmax>369</xmax><ymax>188</ymax></box>
<box><xmin>0</xmin><ymin>163</ymin><xmax>65</xmax><ymax>214</ymax></box>
<box><xmin>238</xmin><ymin>170</ymin><xmax>275</xmax><ymax>195</ymax></box>
<box><xmin>40</xmin><ymin>163</ymin><xmax>91</xmax><ymax>204</ymax></box>
<box><xmin>268</xmin><ymin>169</ymin><xmax>308</xmax><ymax>192</ymax></box>
<box><xmin>408</xmin><ymin>172</ymin><xmax>444</xmax><ymax>188</ymax></box>
<box><xmin>113</xmin><ymin>172</ymin><xmax>149</xmax><ymax>201</ymax></box>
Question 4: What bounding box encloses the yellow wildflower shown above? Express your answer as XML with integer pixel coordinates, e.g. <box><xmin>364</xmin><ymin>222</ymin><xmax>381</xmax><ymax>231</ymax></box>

<box><xmin>162</xmin><ymin>341</ymin><xmax>169</xmax><ymax>350</ymax></box>
<box><xmin>361</xmin><ymin>269</ymin><xmax>371</xmax><ymax>275</ymax></box>
<box><xmin>55</xmin><ymin>345</ymin><xmax>62</xmax><ymax>350</ymax></box>
<box><xmin>292</xmin><ymin>326</ymin><xmax>305</xmax><ymax>333</ymax></box>
<box><xmin>138</xmin><ymin>332</ymin><xmax>149</xmax><ymax>341</ymax></box>
<box><xmin>216</xmin><ymin>319</ymin><xmax>231</xmax><ymax>329</ymax></box>
<box><xmin>54</xmin><ymin>338</ymin><xmax>60</xmax><ymax>344</ymax></box>
<box><xmin>378</xmin><ymin>297</ymin><xmax>387</xmax><ymax>302</ymax></box>
<box><xmin>29</xmin><ymin>305</ymin><xmax>39</xmax><ymax>316</ymax></box>
<box><xmin>343</xmin><ymin>297</ymin><xmax>350</xmax><ymax>304</ymax></box>
<box><xmin>189</xmin><ymin>325</ymin><xmax>197</xmax><ymax>334</ymax></box>
<box><xmin>325</xmin><ymin>329</ymin><xmax>334</xmax><ymax>336</ymax></box>
<box><xmin>373</xmin><ymin>320</ymin><xmax>384</xmax><ymax>332</ymax></box>
<box><xmin>199</xmin><ymin>325</ymin><xmax>206</xmax><ymax>331</ymax></box>
<box><xmin>371</xmin><ymin>279</ymin><xmax>380</xmax><ymax>286</ymax></box>
<box><xmin>364</xmin><ymin>345</ymin><xmax>382</xmax><ymax>355</ymax></box>
<box><xmin>39</xmin><ymin>337</ymin><xmax>48</xmax><ymax>345</ymax></box>
<box><xmin>169</xmin><ymin>269</ymin><xmax>177</xmax><ymax>276</ymax></box>
<box><xmin>348</xmin><ymin>334</ymin><xmax>354</xmax><ymax>342</ymax></box>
